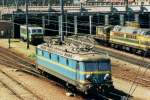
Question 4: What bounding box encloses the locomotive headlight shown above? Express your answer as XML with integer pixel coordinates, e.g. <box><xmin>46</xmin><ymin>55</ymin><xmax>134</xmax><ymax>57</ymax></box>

<box><xmin>104</xmin><ymin>74</ymin><xmax>111</xmax><ymax>80</ymax></box>
<box><xmin>86</xmin><ymin>74</ymin><xmax>94</xmax><ymax>82</ymax></box>
<box><xmin>86</xmin><ymin>74</ymin><xmax>90</xmax><ymax>79</ymax></box>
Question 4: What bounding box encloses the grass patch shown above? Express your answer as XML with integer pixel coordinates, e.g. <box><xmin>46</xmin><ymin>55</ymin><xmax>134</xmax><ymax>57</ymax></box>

<box><xmin>28</xmin><ymin>53</ymin><xmax>36</xmax><ymax>60</ymax></box>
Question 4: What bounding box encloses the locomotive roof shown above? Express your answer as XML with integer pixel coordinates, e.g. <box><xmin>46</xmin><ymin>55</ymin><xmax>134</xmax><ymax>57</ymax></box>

<box><xmin>21</xmin><ymin>25</ymin><xmax>43</xmax><ymax>29</ymax></box>
<box><xmin>112</xmin><ymin>25</ymin><xmax>150</xmax><ymax>36</ymax></box>
<box><xmin>37</xmin><ymin>41</ymin><xmax>109</xmax><ymax>62</ymax></box>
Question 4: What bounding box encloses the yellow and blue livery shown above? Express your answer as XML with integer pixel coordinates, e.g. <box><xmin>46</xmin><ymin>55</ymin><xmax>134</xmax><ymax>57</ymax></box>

<box><xmin>95</xmin><ymin>25</ymin><xmax>150</xmax><ymax>55</ymax></box>
<box><xmin>110</xmin><ymin>26</ymin><xmax>150</xmax><ymax>54</ymax></box>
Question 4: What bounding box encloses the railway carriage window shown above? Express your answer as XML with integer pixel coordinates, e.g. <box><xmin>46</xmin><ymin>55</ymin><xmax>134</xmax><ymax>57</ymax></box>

<box><xmin>32</xmin><ymin>29</ymin><xmax>37</xmax><ymax>33</ymax></box>
<box><xmin>133</xmin><ymin>31</ymin><xmax>137</xmax><ymax>34</ymax></box>
<box><xmin>126</xmin><ymin>34</ymin><xmax>136</xmax><ymax>39</ymax></box>
<box><xmin>37</xmin><ymin>29</ymin><xmax>42</xmax><ymax>33</ymax></box>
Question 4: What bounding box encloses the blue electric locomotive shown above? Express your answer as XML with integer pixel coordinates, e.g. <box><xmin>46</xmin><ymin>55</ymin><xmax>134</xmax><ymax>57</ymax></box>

<box><xmin>36</xmin><ymin>39</ymin><xmax>113</xmax><ymax>93</ymax></box>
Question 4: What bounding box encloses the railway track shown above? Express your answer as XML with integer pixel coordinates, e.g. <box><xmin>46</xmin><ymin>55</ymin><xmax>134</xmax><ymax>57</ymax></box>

<box><xmin>0</xmin><ymin>69</ymin><xmax>42</xmax><ymax>100</ymax></box>
<box><xmin>0</xmin><ymin>47</ymin><xmax>35</xmax><ymax>67</ymax></box>
<box><xmin>0</xmin><ymin>47</ymin><xmax>44</xmax><ymax>100</ymax></box>
<box><xmin>116</xmin><ymin>76</ymin><xmax>150</xmax><ymax>88</ymax></box>
<box><xmin>0</xmin><ymin>45</ymin><xmax>127</xmax><ymax>99</ymax></box>
<box><xmin>94</xmin><ymin>46</ymin><xmax>150</xmax><ymax>67</ymax></box>
<box><xmin>0</xmin><ymin>47</ymin><xmax>40</xmax><ymax>74</ymax></box>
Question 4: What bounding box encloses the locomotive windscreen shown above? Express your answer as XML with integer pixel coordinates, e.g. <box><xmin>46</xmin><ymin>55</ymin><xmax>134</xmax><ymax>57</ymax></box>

<box><xmin>84</xmin><ymin>60</ymin><xmax>111</xmax><ymax>83</ymax></box>
<box><xmin>84</xmin><ymin>60</ymin><xmax>111</xmax><ymax>71</ymax></box>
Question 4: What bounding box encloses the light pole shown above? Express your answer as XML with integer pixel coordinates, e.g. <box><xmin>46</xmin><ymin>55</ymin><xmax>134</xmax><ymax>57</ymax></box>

<box><xmin>125</xmin><ymin>0</ymin><xmax>128</xmax><ymax>12</ymax></box>
<box><xmin>60</xmin><ymin>0</ymin><xmax>64</xmax><ymax>42</ymax></box>
<box><xmin>2</xmin><ymin>0</ymin><xmax>4</xmax><ymax>7</ymax></box>
<box><xmin>25</xmin><ymin>0</ymin><xmax>29</xmax><ymax>49</ymax></box>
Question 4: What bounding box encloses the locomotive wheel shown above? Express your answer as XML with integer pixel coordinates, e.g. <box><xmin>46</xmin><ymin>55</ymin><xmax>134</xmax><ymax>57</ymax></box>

<box><xmin>65</xmin><ymin>83</ymin><xmax>76</xmax><ymax>95</ymax></box>
<box><xmin>37</xmin><ymin>68</ymin><xmax>44</xmax><ymax>75</ymax></box>
<box><xmin>111</xmin><ymin>43</ymin><xmax>115</xmax><ymax>48</ymax></box>
<box><xmin>131</xmin><ymin>48</ymin><xmax>137</xmax><ymax>54</ymax></box>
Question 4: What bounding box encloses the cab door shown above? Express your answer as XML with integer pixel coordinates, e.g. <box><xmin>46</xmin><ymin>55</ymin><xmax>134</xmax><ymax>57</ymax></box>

<box><xmin>76</xmin><ymin>61</ymin><xmax>80</xmax><ymax>84</ymax></box>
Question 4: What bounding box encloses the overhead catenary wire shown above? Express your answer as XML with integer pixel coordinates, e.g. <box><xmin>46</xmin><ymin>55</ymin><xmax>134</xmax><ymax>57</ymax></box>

<box><xmin>24</xmin><ymin>16</ymin><xmax>98</xmax><ymax>27</ymax></box>
<box><xmin>7</xmin><ymin>21</ymin><xmax>76</xmax><ymax>34</ymax></box>
<box><xmin>126</xmin><ymin>51</ymin><xmax>149</xmax><ymax>100</ymax></box>
<box><xmin>129</xmin><ymin>64</ymin><xmax>150</xmax><ymax>97</ymax></box>
<box><xmin>12</xmin><ymin>15</ymin><xmax>96</xmax><ymax>33</ymax></box>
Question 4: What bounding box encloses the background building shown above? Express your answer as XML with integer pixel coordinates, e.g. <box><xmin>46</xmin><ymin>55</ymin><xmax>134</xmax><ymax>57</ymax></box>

<box><xmin>103</xmin><ymin>0</ymin><xmax>134</xmax><ymax>5</ymax></box>
<box><xmin>0</xmin><ymin>0</ymin><xmax>150</xmax><ymax>6</ymax></box>
<box><xmin>134</xmin><ymin>0</ymin><xmax>150</xmax><ymax>5</ymax></box>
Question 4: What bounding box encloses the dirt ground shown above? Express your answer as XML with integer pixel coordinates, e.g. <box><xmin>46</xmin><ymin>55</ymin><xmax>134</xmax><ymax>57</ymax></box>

<box><xmin>0</xmin><ymin>39</ymin><xmax>150</xmax><ymax>100</ymax></box>
<box><xmin>112</xmin><ymin>58</ymin><xmax>150</xmax><ymax>100</ymax></box>
<box><xmin>0</xmin><ymin>65</ymin><xmax>83</xmax><ymax>100</ymax></box>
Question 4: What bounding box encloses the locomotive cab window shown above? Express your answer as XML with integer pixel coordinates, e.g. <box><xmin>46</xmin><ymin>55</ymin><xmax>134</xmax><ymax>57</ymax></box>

<box><xmin>99</xmin><ymin>60</ymin><xmax>111</xmax><ymax>71</ymax></box>
<box><xmin>84</xmin><ymin>60</ymin><xmax>111</xmax><ymax>71</ymax></box>
<box><xmin>84</xmin><ymin>62</ymin><xmax>99</xmax><ymax>71</ymax></box>
<box><xmin>37</xmin><ymin>29</ymin><xmax>42</xmax><ymax>33</ymax></box>
<box><xmin>32</xmin><ymin>29</ymin><xmax>37</xmax><ymax>33</ymax></box>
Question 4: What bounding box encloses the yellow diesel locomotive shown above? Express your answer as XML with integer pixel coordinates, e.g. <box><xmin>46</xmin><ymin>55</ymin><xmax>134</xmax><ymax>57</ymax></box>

<box><xmin>95</xmin><ymin>25</ymin><xmax>150</xmax><ymax>55</ymax></box>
